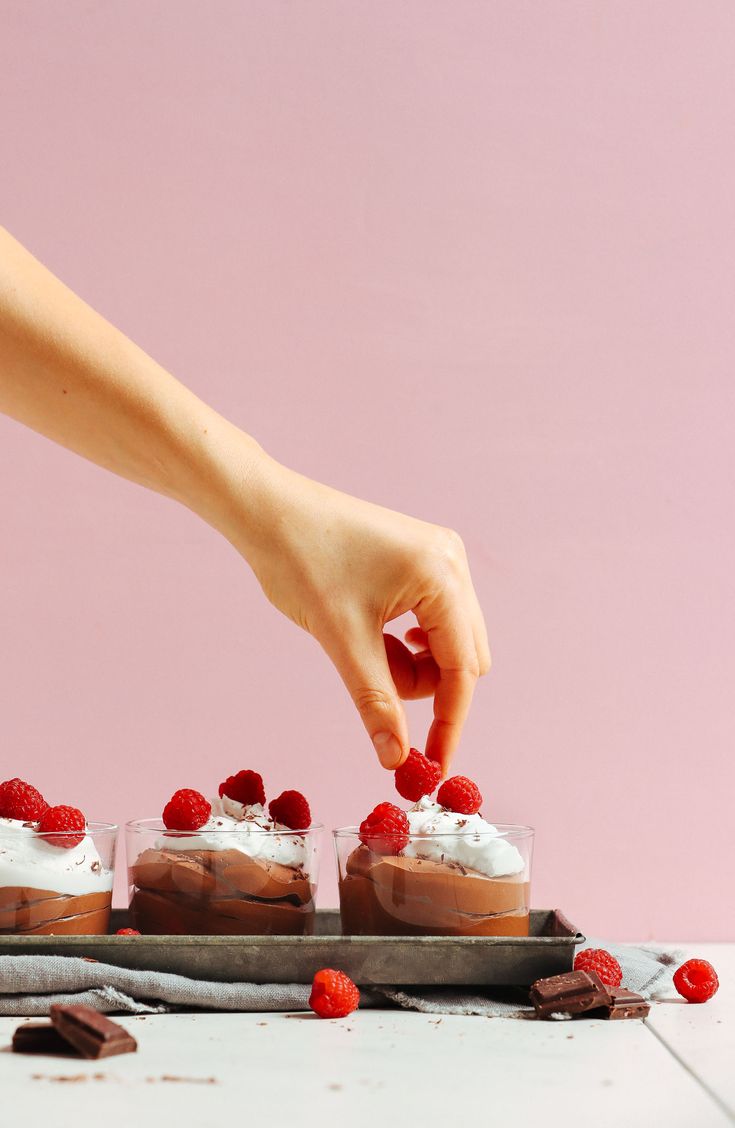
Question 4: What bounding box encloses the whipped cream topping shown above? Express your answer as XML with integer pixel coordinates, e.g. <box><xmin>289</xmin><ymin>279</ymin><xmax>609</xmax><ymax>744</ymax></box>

<box><xmin>403</xmin><ymin>798</ymin><xmax>525</xmax><ymax>878</ymax></box>
<box><xmin>0</xmin><ymin>817</ymin><xmax>114</xmax><ymax>896</ymax></box>
<box><xmin>158</xmin><ymin>798</ymin><xmax>309</xmax><ymax>869</ymax></box>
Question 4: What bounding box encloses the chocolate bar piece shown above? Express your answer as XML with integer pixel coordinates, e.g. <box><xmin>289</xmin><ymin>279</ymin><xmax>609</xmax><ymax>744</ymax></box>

<box><xmin>49</xmin><ymin>1005</ymin><xmax>138</xmax><ymax>1059</ymax></box>
<box><xmin>530</xmin><ymin>970</ymin><xmax>611</xmax><ymax>1018</ymax></box>
<box><xmin>12</xmin><ymin>1022</ymin><xmax>75</xmax><ymax>1055</ymax></box>
<box><xmin>603</xmin><ymin>987</ymin><xmax>650</xmax><ymax>1020</ymax></box>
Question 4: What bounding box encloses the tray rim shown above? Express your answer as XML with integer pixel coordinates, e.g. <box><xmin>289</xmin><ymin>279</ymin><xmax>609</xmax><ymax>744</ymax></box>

<box><xmin>0</xmin><ymin>908</ymin><xmax>585</xmax><ymax>948</ymax></box>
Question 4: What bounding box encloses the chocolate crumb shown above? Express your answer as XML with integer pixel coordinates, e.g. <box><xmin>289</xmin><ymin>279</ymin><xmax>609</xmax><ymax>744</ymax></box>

<box><xmin>32</xmin><ymin>1074</ymin><xmax>90</xmax><ymax>1083</ymax></box>
<box><xmin>91</xmin><ymin>861</ymin><xmax>101</xmax><ymax>874</ymax></box>
<box><xmin>328</xmin><ymin>1083</ymin><xmax>342</xmax><ymax>1091</ymax></box>
<box><xmin>146</xmin><ymin>1075</ymin><xmax>218</xmax><ymax>1085</ymax></box>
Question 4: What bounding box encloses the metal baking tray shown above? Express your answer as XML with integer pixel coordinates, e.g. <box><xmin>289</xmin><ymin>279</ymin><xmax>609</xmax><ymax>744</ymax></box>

<box><xmin>0</xmin><ymin>909</ymin><xmax>584</xmax><ymax>986</ymax></box>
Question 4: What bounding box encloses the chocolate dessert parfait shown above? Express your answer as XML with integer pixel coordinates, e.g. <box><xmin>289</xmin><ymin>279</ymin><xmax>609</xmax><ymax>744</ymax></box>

<box><xmin>127</xmin><ymin>772</ymin><xmax>320</xmax><ymax>935</ymax></box>
<box><xmin>336</xmin><ymin>758</ymin><xmax>533</xmax><ymax>937</ymax></box>
<box><xmin>0</xmin><ymin>777</ymin><xmax>116</xmax><ymax>936</ymax></box>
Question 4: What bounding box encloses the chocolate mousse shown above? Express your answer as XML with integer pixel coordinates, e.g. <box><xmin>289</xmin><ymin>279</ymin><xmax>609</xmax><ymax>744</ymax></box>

<box><xmin>0</xmin><ymin>779</ymin><xmax>115</xmax><ymax>936</ymax></box>
<box><xmin>0</xmin><ymin>886</ymin><xmax>112</xmax><ymax>936</ymax></box>
<box><xmin>127</xmin><ymin>773</ymin><xmax>319</xmax><ymax>935</ymax></box>
<box><xmin>339</xmin><ymin>845</ymin><xmax>530</xmax><ymax>936</ymax></box>
<box><xmin>338</xmin><ymin>766</ymin><xmax>532</xmax><ymax>937</ymax></box>
<box><xmin>129</xmin><ymin>845</ymin><xmax>315</xmax><ymax>935</ymax></box>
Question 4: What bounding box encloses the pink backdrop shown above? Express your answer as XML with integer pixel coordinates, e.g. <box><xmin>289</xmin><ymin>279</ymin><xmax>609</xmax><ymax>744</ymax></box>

<box><xmin>1</xmin><ymin>1</ymin><xmax>733</xmax><ymax>939</ymax></box>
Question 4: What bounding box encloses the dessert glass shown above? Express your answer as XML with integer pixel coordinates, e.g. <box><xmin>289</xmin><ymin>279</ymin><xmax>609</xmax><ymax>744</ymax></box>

<box><xmin>0</xmin><ymin>820</ymin><xmax>117</xmax><ymax>936</ymax></box>
<box><xmin>334</xmin><ymin>824</ymin><xmax>533</xmax><ymax>937</ymax></box>
<box><xmin>126</xmin><ymin>819</ymin><xmax>322</xmax><ymax>935</ymax></box>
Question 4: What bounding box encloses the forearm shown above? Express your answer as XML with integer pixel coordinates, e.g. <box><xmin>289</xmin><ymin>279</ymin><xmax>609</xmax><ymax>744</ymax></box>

<box><xmin>0</xmin><ymin>227</ymin><xmax>269</xmax><ymax>556</ymax></box>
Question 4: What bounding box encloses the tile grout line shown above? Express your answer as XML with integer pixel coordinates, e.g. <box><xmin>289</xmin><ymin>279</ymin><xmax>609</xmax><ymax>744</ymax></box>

<box><xmin>644</xmin><ymin>1020</ymin><xmax>735</xmax><ymax>1125</ymax></box>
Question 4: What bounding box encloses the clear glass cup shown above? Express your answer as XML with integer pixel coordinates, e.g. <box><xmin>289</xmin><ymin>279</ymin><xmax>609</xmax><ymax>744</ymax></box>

<box><xmin>334</xmin><ymin>824</ymin><xmax>533</xmax><ymax>937</ymax></box>
<box><xmin>0</xmin><ymin>820</ymin><xmax>117</xmax><ymax>936</ymax></box>
<box><xmin>126</xmin><ymin>819</ymin><xmax>322</xmax><ymax>935</ymax></box>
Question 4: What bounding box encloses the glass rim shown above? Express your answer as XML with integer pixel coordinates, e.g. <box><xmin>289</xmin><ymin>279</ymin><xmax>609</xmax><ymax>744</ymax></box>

<box><xmin>0</xmin><ymin>819</ymin><xmax>118</xmax><ymax>836</ymax></box>
<box><xmin>332</xmin><ymin>822</ymin><xmax>535</xmax><ymax>840</ymax></box>
<box><xmin>125</xmin><ymin>817</ymin><xmax>323</xmax><ymax>836</ymax></box>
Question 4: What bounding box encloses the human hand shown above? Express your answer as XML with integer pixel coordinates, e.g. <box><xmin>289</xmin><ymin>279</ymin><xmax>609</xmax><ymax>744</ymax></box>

<box><xmin>234</xmin><ymin>458</ymin><xmax>490</xmax><ymax>775</ymax></box>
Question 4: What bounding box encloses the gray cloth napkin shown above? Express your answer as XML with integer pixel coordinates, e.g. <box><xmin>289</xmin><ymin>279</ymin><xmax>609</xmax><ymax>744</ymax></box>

<box><xmin>381</xmin><ymin>942</ymin><xmax>683</xmax><ymax>1017</ymax></box>
<box><xmin>0</xmin><ymin>942</ymin><xmax>681</xmax><ymax>1018</ymax></box>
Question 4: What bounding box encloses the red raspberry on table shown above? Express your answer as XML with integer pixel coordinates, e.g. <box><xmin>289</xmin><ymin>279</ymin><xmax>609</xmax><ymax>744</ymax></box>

<box><xmin>394</xmin><ymin>748</ymin><xmax>441</xmax><ymax>803</ymax></box>
<box><xmin>309</xmin><ymin>969</ymin><xmax>360</xmax><ymax>1019</ymax></box>
<box><xmin>0</xmin><ymin>777</ymin><xmax>48</xmax><ymax>821</ymax></box>
<box><xmin>269</xmin><ymin>790</ymin><xmax>311</xmax><ymax>830</ymax></box>
<box><xmin>437</xmin><ymin>776</ymin><xmax>483</xmax><ymax>816</ymax></box>
<box><xmin>116</xmin><ymin>928</ymin><xmax>141</xmax><ymax>936</ymax></box>
<box><xmin>162</xmin><ymin>789</ymin><xmax>211</xmax><ymax>832</ymax></box>
<box><xmin>673</xmin><ymin>959</ymin><xmax>719</xmax><ymax>1003</ymax></box>
<box><xmin>574</xmin><ymin>948</ymin><xmax>623</xmax><ymax>987</ymax></box>
<box><xmin>37</xmin><ymin>805</ymin><xmax>86</xmax><ymax>849</ymax></box>
<box><xmin>218</xmin><ymin>770</ymin><xmax>266</xmax><ymax>807</ymax></box>
<box><xmin>358</xmin><ymin>802</ymin><xmax>410</xmax><ymax>855</ymax></box>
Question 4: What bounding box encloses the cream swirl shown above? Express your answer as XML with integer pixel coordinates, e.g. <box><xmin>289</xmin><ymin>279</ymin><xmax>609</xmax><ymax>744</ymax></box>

<box><xmin>158</xmin><ymin>799</ymin><xmax>309</xmax><ymax>868</ymax></box>
<box><xmin>403</xmin><ymin>798</ymin><xmax>525</xmax><ymax>878</ymax></box>
<box><xmin>0</xmin><ymin>817</ymin><xmax>113</xmax><ymax>896</ymax></box>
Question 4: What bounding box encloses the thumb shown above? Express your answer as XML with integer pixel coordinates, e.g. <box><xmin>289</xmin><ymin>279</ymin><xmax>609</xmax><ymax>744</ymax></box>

<box><xmin>325</xmin><ymin>624</ymin><xmax>409</xmax><ymax>770</ymax></box>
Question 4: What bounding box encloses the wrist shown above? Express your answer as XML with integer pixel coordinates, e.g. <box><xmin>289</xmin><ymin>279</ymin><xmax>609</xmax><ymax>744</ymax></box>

<box><xmin>175</xmin><ymin>409</ymin><xmax>284</xmax><ymax>566</ymax></box>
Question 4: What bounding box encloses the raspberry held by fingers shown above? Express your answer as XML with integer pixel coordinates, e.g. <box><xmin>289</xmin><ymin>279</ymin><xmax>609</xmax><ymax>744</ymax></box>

<box><xmin>394</xmin><ymin>748</ymin><xmax>441</xmax><ymax>802</ymax></box>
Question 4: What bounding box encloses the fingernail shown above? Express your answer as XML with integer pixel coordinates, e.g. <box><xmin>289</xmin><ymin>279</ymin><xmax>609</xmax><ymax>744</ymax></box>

<box><xmin>372</xmin><ymin>732</ymin><xmax>403</xmax><ymax>770</ymax></box>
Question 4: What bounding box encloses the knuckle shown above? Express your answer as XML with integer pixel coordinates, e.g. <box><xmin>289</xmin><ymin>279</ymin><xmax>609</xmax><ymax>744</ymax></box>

<box><xmin>438</xmin><ymin>527</ymin><xmax>466</xmax><ymax>567</ymax></box>
<box><xmin>352</xmin><ymin>686</ymin><xmax>395</xmax><ymax>715</ymax></box>
<box><xmin>478</xmin><ymin>650</ymin><xmax>492</xmax><ymax>677</ymax></box>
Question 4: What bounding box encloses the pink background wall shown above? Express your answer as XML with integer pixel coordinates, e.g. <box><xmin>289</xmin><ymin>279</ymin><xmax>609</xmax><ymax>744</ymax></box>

<box><xmin>1</xmin><ymin>2</ymin><xmax>733</xmax><ymax>938</ymax></box>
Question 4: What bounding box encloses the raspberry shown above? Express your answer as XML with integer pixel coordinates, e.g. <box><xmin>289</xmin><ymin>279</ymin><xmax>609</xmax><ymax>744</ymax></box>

<box><xmin>358</xmin><ymin>802</ymin><xmax>409</xmax><ymax>855</ymax></box>
<box><xmin>268</xmin><ymin>790</ymin><xmax>311</xmax><ymax>830</ymax></box>
<box><xmin>162</xmin><ymin>789</ymin><xmax>211</xmax><ymax>832</ymax></box>
<box><xmin>37</xmin><ymin>805</ymin><xmax>86</xmax><ymax>849</ymax></box>
<box><xmin>218</xmin><ymin>770</ymin><xmax>266</xmax><ymax>807</ymax></box>
<box><xmin>673</xmin><ymin>959</ymin><xmax>719</xmax><ymax>1003</ymax></box>
<box><xmin>437</xmin><ymin>775</ymin><xmax>483</xmax><ymax>815</ymax></box>
<box><xmin>574</xmin><ymin>948</ymin><xmax>623</xmax><ymax>987</ymax></box>
<box><xmin>394</xmin><ymin>748</ymin><xmax>441</xmax><ymax>802</ymax></box>
<box><xmin>309</xmin><ymin>969</ymin><xmax>360</xmax><ymax>1019</ymax></box>
<box><xmin>116</xmin><ymin>928</ymin><xmax>141</xmax><ymax>936</ymax></box>
<box><xmin>0</xmin><ymin>777</ymin><xmax>48</xmax><ymax>821</ymax></box>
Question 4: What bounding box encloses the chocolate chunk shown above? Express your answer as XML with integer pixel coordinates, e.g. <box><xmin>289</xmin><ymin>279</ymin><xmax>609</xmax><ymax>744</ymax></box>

<box><xmin>602</xmin><ymin>987</ymin><xmax>650</xmax><ymax>1020</ymax></box>
<box><xmin>12</xmin><ymin>1022</ymin><xmax>76</xmax><ymax>1056</ymax></box>
<box><xmin>530</xmin><ymin>970</ymin><xmax>611</xmax><ymax>1018</ymax></box>
<box><xmin>49</xmin><ymin>1005</ymin><xmax>137</xmax><ymax>1059</ymax></box>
